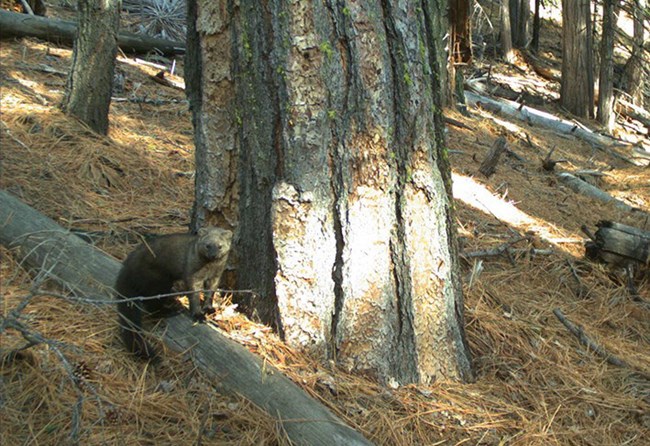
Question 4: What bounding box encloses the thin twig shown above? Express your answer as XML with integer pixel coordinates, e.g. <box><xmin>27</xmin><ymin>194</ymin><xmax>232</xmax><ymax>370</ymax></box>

<box><xmin>29</xmin><ymin>287</ymin><xmax>260</xmax><ymax>306</ymax></box>
<box><xmin>1</xmin><ymin>120</ymin><xmax>32</xmax><ymax>153</ymax></box>
<box><xmin>460</xmin><ymin>235</ymin><xmax>528</xmax><ymax>259</ymax></box>
<box><xmin>553</xmin><ymin>308</ymin><xmax>649</xmax><ymax>379</ymax></box>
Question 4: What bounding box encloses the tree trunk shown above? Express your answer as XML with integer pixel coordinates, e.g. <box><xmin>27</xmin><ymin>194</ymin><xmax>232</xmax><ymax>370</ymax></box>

<box><xmin>186</xmin><ymin>1</ymin><xmax>474</xmax><ymax>385</ymax></box>
<box><xmin>622</xmin><ymin>0</ymin><xmax>646</xmax><ymax>108</ymax></box>
<box><xmin>0</xmin><ymin>190</ymin><xmax>373</xmax><ymax>446</ymax></box>
<box><xmin>60</xmin><ymin>0</ymin><xmax>120</xmax><ymax>135</ymax></box>
<box><xmin>449</xmin><ymin>0</ymin><xmax>472</xmax><ymax>111</ymax></box>
<box><xmin>509</xmin><ymin>0</ymin><xmax>530</xmax><ymax>48</ymax></box>
<box><xmin>429</xmin><ymin>0</ymin><xmax>452</xmax><ymax>107</ymax></box>
<box><xmin>560</xmin><ymin>0</ymin><xmax>594</xmax><ymax>118</ymax></box>
<box><xmin>450</xmin><ymin>0</ymin><xmax>472</xmax><ymax>64</ymax></box>
<box><xmin>531</xmin><ymin>0</ymin><xmax>541</xmax><ymax>52</ymax></box>
<box><xmin>501</xmin><ymin>0</ymin><xmax>516</xmax><ymax>63</ymax></box>
<box><xmin>597</xmin><ymin>0</ymin><xmax>616</xmax><ymax>132</ymax></box>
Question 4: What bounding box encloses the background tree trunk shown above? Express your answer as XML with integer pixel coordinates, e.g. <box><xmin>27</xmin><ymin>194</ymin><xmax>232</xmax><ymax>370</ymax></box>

<box><xmin>531</xmin><ymin>0</ymin><xmax>541</xmax><ymax>52</ymax></box>
<box><xmin>450</xmin><ymin>0</ymin><xmax>472</xmax><ymax>65</ymax></box>
<box><xmin>60</xmin><ymin>0</ymin><xmax>121</xmax><ymax>135</ymax></box>
<box><xmin>560</xmin><ymin>0</ymin><xmax>594</xmax><ymax>118</ymax></box>
<box><xmin>449</xmin><ymin>0</ymin><xmax>472</xmax><ymax>110</ymax></box>
<box><xmin>501</xmin><ymin>0</ymin><xmax>516</xmax><ymax>63</ymax></box>
<box><xmin>429</xmin><ymin>0</ymin><xmax>452</xmax><ymax>107</ymax></box>
<box><xmin>509</xmin><ymin>0</ymin><xmax>530</xmax><ymax>48</ymax></box>
<box><xmin>186</xmin><ymin>0</ymin><xmax>474</xmax><ymax>384</ymax></box>
<box><xmin>622</xmin><ymin>0</ymin><xmax>646</xmax><ymax>108</ymax></box>
<box><xmin>597</xmin><ymin>0</ymin><xmax>616</xmax><ymax>132</ymax></box>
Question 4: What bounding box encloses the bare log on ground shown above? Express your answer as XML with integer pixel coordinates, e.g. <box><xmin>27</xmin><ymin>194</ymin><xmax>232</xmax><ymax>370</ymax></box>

<box><xmin>464</xmin><ymin>91</ymin><xmax>643</xmax><ymax>165</ymax></box>
<box><xmin>556</xmin><ymin>172</ymin><xmax>649</xmax><ymax>217</ymax></box>
<box><xmin>0</xmin><ymin>9</ymin><xmax>185</xmax><ymax>55</ymax></box>
<box><xmin>0</xmin><ymin>190</ymin><xmax>373</xmax><ymax>446</ymax></box>
<box><xmin>617</xmin><ymin>98</ymin><xmax>650</xmax><ymax>129</ymax></box>
<box><xmin>478</xmin><ymin>136</ymin><xmax>507</xmax><ymax>177</ymax></box>
<box><xmin>583</xmin><ymin>220</ymin><xmax>650</xmax><ymax>267</ymax></box>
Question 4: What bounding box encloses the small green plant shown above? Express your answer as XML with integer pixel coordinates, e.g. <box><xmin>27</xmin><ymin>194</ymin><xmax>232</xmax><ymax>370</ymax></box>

<box><xmin>320</xmin><ymin>41</ymin><xmax>334</xmax><ymax>60</ymax></box>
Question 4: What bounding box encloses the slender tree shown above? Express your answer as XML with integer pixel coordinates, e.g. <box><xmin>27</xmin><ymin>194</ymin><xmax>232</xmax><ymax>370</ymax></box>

<box><xmin>449</xmin><ymin>0</ymin><xmax>472</xmax><ymax>112</ymax></box>
<box><xmin>61</xmin><ymin>0</ymin><xmax>121</xmax><ymax>135</ymax></box>
<box><xmin>501</xmin><ymin>0</ymin><xmax>516</xmax><ymax>63</ymax></box>
<box><xmin>531</xmin><ymin>0</ymin><xmax>542</xmax><ymax>52</ymax></box>
<box><xmin>597</xmin><ymin>0</ymin><xmax>616</xmax><ymax>131</ymax></box>
<box><xmin>185</xmin><ymin>0</ymin><xmax>474</xmax><ymax>384</ymax></box>
<box><xmin>622</xmin><ymin>0</ymin><xmax>646</xmax><ymax>107</ymax></box>
<box><xmin>560</xmin><ymin>0</ymin><xmax>594</xmax><ymax>118</ymax></box>
<box><xmin>509</xmin><ymin>0</ymin><xmax>530</xmax><ymax>48</ymax></box>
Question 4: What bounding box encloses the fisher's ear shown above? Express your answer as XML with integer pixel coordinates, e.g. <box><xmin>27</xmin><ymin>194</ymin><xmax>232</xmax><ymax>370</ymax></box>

<box><xmin>197</xmin><ymin>227</ymin><xmax>209</xmax><ymax>237</ymax></box>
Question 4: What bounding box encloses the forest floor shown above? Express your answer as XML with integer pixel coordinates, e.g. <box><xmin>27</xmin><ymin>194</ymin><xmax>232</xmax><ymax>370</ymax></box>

<box><xmin>1</xmin><ymin>3</ymin><xmax>649</xmax><ymax>446</ymax></box>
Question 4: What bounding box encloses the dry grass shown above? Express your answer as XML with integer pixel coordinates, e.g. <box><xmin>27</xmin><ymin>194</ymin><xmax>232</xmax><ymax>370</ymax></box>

<box><xmin>1</xmin><ymin>14</ymin><xmax>649</xmax><ymax>446</ymax></box>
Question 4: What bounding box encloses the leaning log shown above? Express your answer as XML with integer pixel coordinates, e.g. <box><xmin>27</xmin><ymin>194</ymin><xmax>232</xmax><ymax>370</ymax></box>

<box><xmin>0</xmin><ymin>190</ymin><xmax>373</xmax><ymax>446</ymax></box>
<box><xmin>478</xmin><ymin>136</ymin><xmax>507</xmax><ymax>177</ymax></box>
<box><xmin>0</xmin><ymin>9</ymin><xmax>185</xmax><ymax>55</ymax></box>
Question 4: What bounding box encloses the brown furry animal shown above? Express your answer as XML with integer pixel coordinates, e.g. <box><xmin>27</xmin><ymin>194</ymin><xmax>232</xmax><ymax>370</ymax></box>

<box><xmin>115</xmin><ymin>227</ymin><xmax>233</xmax><ymax>359</ymax></box>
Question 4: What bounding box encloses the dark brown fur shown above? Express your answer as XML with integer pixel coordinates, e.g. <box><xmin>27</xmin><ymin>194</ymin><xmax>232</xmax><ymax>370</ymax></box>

<box><xmin>115</xmin><ymin>227</ymin><xmax>232</xmax><ymax>359</ymax></box>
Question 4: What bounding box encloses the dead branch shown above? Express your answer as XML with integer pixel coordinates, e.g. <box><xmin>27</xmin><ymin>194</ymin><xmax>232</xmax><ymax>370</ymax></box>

<box><xmin>553</xmin><ymin>308</ymin><xmax>649</xmax><ymax>380</ymax></box>
<box><xmin>112</xmin><ymin>96</ymin><xmax>186</xmax><ymax>106</ymax></box>
<box><xmin>461</xmin><ymin>235</ymin><xmax>528</xmax><ymax>259</ymax></box>
<box><xmin>541</xmin><ymin>146</ymin><xmax>568</xmax><ymax>172</ymax></box>
<box><xmin>150</xmin><ymin>71</ymin><xmax>185</xmax><ymax>91</ymax></box>
<box><xmin>444</xmin><ymin>115</ymin><xmax>473</xmax><ymax>130</ymax></box>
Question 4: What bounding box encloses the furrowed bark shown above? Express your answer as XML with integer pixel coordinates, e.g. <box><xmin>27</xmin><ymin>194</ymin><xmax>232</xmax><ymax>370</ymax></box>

<box><xmin>189</xmin><ymin>0</ymin><xmax>474</xmax><ymax>384</ymax></box>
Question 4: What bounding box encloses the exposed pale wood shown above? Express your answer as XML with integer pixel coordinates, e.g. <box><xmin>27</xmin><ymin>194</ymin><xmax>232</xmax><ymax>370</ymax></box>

<box><xmin>0</xmin><ymin>9</ymin><xmax>185</xmax><ymax>55</ymax></box>
<box><xmin>0</xmin><ymin>190</ymin><xmax>373</xmax><ymax>446</ymax></box>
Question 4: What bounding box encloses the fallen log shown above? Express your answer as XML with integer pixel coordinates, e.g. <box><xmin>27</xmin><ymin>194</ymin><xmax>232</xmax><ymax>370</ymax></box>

<box><xmin>556</xmin><ymin>172</ymin><xmax>648</xmax><ymax>216</ymax></box>
<box><xmin>464</xmin><ymin>91</ymin><xmax>642</xmax><ymax>165</ymax></box>
<box><xmin>0</xmin><ymin>190</ymin><xmax>373</xmax><ymax>446</ymax></box>
<box><xmin>0</xmin><ymin>9</ymin><xmax>185</xmax><ymax>55</ymax></box>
